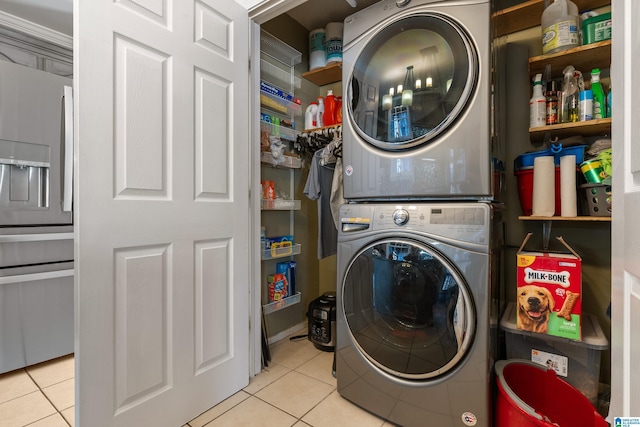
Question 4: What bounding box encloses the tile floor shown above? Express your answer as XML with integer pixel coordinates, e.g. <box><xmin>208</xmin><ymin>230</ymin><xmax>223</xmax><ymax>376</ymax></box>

<box><xmin>0</xmin><ymin>329</ymin><xmax>393</xmax><ymax>427</ymax></box>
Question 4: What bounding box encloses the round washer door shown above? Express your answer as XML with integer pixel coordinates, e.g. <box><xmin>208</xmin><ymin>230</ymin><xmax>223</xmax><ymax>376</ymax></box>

<box><xmin>347</xmin><ymin>13</ymin><xmax>478</xmax><ymax>150</ymax></box>
<box><xmin>342</xmin><ymin>237</ymin><xmax>475</xmax><ymax>380</ymax></box>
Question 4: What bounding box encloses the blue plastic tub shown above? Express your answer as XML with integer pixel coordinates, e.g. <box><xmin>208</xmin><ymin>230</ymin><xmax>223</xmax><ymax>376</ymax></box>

<box><xmin>514</xmin><ymin>144</ymin><xmax>587</xmax><ymax>171</ymax></box>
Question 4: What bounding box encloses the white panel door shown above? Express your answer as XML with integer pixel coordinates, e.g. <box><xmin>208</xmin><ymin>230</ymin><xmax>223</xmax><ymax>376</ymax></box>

<box><xmin>74</xmin><ymin>1</ymin><xmax>250</xmax><ymax>426</ymax></box>
<box><xmin>610</xmin><ymin>0</ymin><xmax>640</xmax><ymax>419</ymax></box>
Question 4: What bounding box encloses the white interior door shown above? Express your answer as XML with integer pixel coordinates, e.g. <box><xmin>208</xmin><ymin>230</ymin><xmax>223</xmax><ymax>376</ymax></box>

<box><xmin>610</xmin><ymin>0</ymin><xmax>640</xmax><ymax>419</ymax></box>
<box><xmin>74</xmin><ymin>1</ymin><xmax>250</xmax><ymax>426</ymax></box>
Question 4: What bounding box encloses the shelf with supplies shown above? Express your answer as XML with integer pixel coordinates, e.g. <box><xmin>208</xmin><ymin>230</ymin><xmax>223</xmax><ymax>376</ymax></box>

<box><xmin>262</xmin><ymin>292</ymin><xmax>302</xmax><ymax>315</ymax></box>
<box><xmin>260</xmin><ymin>151</ymin><xmax>302</xmax><ymax>169</ymax></box>
<box><xmin>261</xmin><ymin>243</ymin><xmax>302</xmax><ymax>261</ymax></box>
<box><xmin>492</xmin><ymin>0</ymin><xmax>611</xmax><ymax>37</ymax></box>
<box><xmin>528</xmin><ymin>40</ymin><xmax>612</xmax><ymax>78</ymax></box>
<box><xmin>301</xmin><ymin>62</ymin><xmax>342</xmax><ymax>86</ymax></box>
<box><xmin>261</xmin><ymin>199</ymin><xmax>301</xmax><ymax>210</ymax></box>
<box><xmin>529</xmin><ymin>118</ymin><xmax>611</xmax><ymax>141</ymax></box>
<box><xmin>260</xmin><ymin>119</ymin><xmax>299</xmax><ymax>142</ymax></box>
<box><xmin>519</xmin><ymin>215</ymin><xmax>611</xmax><ymax>222</ymax></box>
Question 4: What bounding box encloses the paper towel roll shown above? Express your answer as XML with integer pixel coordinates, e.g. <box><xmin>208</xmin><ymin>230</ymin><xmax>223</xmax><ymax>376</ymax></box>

<box><xmin>325</xmin><ymin>22</ymin><xmax>343</xmax><ymax>64</ymax></box>
<box><xmin>532</xmin><ymin>156</ymin><xmax>555</xmax><ymax>217</ymax></box>
<box><xmin>560</xmin><ymin>155</ymin><xmax>577</xmax><ymax>217</ymax></box>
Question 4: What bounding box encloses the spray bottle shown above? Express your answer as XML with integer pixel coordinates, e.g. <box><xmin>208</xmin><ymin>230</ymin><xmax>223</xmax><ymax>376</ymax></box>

<box><xmin>590</xmin><ymin>68</ymin><xmax>605</xmax><ymax>119</ymax></box>
<box><xmin>606</xmin><ymin>80</ymin><xmax>612</xmax><ymax>118</ymax></box>
<box><xmin>530</xmin><ymin>73</ymin><xmax>546</xmax><ymax>128</ymax></box>
<box><xmin>560</xmin><ymin>65</ymin><xmax>579</xmax><ymax>123</ymax></box>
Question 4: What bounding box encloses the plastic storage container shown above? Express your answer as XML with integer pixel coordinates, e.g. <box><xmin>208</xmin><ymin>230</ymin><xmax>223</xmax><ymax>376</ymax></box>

<box><xmin>495</xmin><ymin>359</ymin><xmax>607</xmax><ymax>427</ymax></box>
<box><xmin>581</xmin><ymin>183</ymin><xmax>612</xmax><ymax>216</ymax></box>
<box><xmin>514</xmin><ymin>144</ymin><xmax>587</xmax><ymax>170</ymax></box>
<box><xmin>500</xmin><ymin>302</ymin><xmax>609</xmax><ymax>405</ymax></box>
<box><xmin>582</xmin><ymin>12</ymin><xmax>612</xmax><ymax>45</ymax></box>
<box><xmin>515</xmin><ymin>167</ymin><xmax>561</xmax><ymax>216</ymax></box>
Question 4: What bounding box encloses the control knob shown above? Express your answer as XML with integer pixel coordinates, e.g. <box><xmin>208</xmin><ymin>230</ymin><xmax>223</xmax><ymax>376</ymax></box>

<box><xmin>392</xmin><ymin>209</ymin><xmax>409</xmax><ymax>225</ymax></box>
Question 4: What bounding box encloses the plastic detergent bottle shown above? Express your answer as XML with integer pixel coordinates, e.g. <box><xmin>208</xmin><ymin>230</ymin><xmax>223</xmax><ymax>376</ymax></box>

<box><xmin>324</xmin><ymin>90</ymin><xmax>336</xmax><ymax>126</ymax></box>
<box><xmin>560</xmin><ymin>65</ymin><xmax>579</xmax><ymax>123</ymax></box>
<box><xmin>541</xmin><ymin>0</ymin><xmax>579</xmax><ymax>55</ymax></box>
<box><xmin>305</xmin><ymin>101</ymin><xmax>318</xmax><ymax>130</ymax></box>
<box><xmin>316</xmin><ymin>96</ymin><xmax>325</xmax><ymax>128</ymax></box>
<box><xmin>529</xmin><ymin>73</ymin><xmax>546</xmax><ymax>128</ymax></box>
<box><xmin>590</xmin><ymin>68</ymin><xmax>605</xmax><ymax>119</ymax></box>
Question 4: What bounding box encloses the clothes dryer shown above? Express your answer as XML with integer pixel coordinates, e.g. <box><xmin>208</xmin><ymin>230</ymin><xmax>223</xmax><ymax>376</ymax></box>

<box><xmin>342</xmin><ymin>0</ymin><xmax>499</xmax><ymax>200</ymax></box>
<box><xmin>336</xmin><ymin>202</ymin><xmax>501</xmax><ymax>427</ymax></box>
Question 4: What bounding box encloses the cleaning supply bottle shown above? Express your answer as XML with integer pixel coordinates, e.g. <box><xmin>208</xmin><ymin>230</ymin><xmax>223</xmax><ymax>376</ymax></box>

<box><xmin>324</xmin><ymin>90</ymin><xmax>336</xmax><ymax>126</ymax></box>
<box><xmin>305</xmin><ymin>101</ymin><xmax>318</xmax><ymax>130</ymax></box>
<box><xmin>560</xmin><ymin>65</ymin><xmax>579</xmax><ymax>123</ymax></box>
<box><xmin>590</xmin><ymin>68</ymin><xmax>605</xmax><ymax>119</ymax></box>
<box><xmin>316</xmin><ymin>96</ymin><xmax>325</xmax><ymax>128</ymax></box>
<box><xmin>541</xmin><ymin>0</ymin><xmax>580</xmax><ymax>55</ymax></box>
<box><xmin>579</xmin><ymin>89</ymin><xmax>593</xmax><ymax>121</ymax></box>
<box><xmin>545</xmin><ymin>80</ymin><xmax>558</xmax><ymax>125</ymax></box>
<box><xmin>336</xmin><ymin>96</ymin><xmax>343</xmax><ymax>124</ymax></box>
<box><xmin>529</xmin><ymin>73</ymin><xmax>546</xmax><ymax>128</ymax></box>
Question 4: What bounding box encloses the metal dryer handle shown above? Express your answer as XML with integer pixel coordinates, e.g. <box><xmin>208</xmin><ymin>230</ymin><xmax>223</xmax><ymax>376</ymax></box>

<box><xmin>62</xmin><ymin>85</ymin><xmax>74</xmax><ymax>213</ymax></box>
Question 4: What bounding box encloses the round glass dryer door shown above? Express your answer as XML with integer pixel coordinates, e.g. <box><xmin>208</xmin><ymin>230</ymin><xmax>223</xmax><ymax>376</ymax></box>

<box><xmin>342</xmin><ymin>238</ymin><xmax>475</xmax><ymax>380</ymax></box>
<box><xmin>348</xmin><ymin>13</ymin><xmax>478</xmax><ymax>150</ymax></box>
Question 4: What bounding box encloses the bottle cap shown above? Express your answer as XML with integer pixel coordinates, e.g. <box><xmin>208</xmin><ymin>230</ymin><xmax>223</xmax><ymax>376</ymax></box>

<box><xmin>579</xmin><ymin>89</ymin><xmax>593</xmax><ymax>101</ymax></box>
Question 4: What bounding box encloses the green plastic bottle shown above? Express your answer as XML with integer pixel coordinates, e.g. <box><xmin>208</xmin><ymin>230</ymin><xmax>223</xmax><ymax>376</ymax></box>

<box><xmin>590</xmin><ymin>68</ymin><xmax>606</xmax><ymax>119</ymax></box>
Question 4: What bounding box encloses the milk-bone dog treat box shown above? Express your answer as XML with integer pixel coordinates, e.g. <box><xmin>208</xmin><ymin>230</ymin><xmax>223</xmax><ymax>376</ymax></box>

<box><xmin>516</xmin><ymin>232</ymin><xmax>582</xmax><ymax>341</ymax></box>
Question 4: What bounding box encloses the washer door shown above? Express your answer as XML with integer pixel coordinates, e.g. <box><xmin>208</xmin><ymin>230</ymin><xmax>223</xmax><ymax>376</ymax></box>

<box><xmin>348</xmin><ymin>13</ymin><xmax>478</xmax><ymax>150</ymax></box>
<box><xmin>342</xmin><ymin>238</ymin><xmax>475</xmax><ymax>380</ymax></box>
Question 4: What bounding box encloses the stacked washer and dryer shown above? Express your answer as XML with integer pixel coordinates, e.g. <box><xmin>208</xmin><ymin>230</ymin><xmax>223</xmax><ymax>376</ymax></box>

<box><xmin>336</xmin><ymin>0</ymin><xmax>503</xmax><ymax>426</ymax></box>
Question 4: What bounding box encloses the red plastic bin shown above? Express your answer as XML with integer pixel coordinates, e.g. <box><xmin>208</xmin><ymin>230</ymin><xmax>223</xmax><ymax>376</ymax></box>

<box><xmin>515</xmin><ymin>167</ymin><xmax>561</xmax><ymax>216</ymax></box>
<box><xmin>495</xmin><ymin>359</ymin><xmax>607</xmax><ymax>427</ymax></box>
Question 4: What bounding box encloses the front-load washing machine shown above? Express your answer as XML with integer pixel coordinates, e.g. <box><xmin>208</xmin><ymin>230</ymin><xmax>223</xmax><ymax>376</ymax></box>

<box><xmin>336</xmin><ymin>202</ymin><xmax>501</xmax><ymax>427</ymax></box>
<box><xmin>342</xmin><ymin>0</ymin><xmax>499</xmax><ymax>201</ymax></box>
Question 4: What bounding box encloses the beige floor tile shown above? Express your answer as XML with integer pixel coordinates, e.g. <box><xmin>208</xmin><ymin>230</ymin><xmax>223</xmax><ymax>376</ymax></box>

<box><xmin>205</xmin><ymin>396</ymin><xmax>297</xmax><ymax>427</ymax></box>
<box><xmin>188</xmin><ymin>390</ymin><xmax>250</xmax><ymax>427</ymax></box>
<box><xmin>269</xmin><ymin>339</ymin><xmax>321</xmax><ymax>370</ymax></box>
<box><xmin>42</xmin><ymin>378</ymin><xmax>75</xmax><ymax>411</ymax></box>
<box><xmin>243</xmin><ymin>363</ymin><xmax>290</xmax><ymax>395</ymax></box>
<box><xmin>28</xmin><ymin>412</ymin><xmax>70</xmax><ymax>427</ymax></box>
<box><xmin>0</xmin><ymin>390</ymin><xmax>57</xmax><ymax>427</ymax></box>
<box><xmin>255</xmin><ymin>371</ymin><xmax>334</xmax><ymax>419</ymax></box>
<box><xmin>294</xmin><ymin>351</ymin><xmax>336</xmax><ymax>387</ymax></box>
<box><xmin>61</xmin><ymin>406</ymin><xmax>75</xmax><ymax>426</ymax></box>
<box><xmin>0</xmin><ymin>369</ymin><xmax>38</xmax><ymax>404</ymax></box>
<box><xmin>302</xmin><ymin>391</ymin><xmax>386</xmax><ymax>427</ymax></box>
<box><xmin>26</xmin><ymin>354</ymin><xmax>75</xmax><ymax>388</ymax></box>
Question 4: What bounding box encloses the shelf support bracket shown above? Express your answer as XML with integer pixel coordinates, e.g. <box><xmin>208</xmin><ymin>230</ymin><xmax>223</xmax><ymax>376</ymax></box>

<box><xmin>542</xmin><ymin>220</ymin><xmax>553</xmax><ymax>251</ymax></box>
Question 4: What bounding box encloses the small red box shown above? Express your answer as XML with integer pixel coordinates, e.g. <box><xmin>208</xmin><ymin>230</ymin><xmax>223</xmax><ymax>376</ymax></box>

<box><xmin>516</xmin><ymin>233</ymin><xmax>582</xmax><ymax>341</ymax></box>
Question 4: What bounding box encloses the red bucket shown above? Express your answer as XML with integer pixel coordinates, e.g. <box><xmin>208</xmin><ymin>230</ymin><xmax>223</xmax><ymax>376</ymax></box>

<box><xmin>515</xmin><ymin>167</ymin><xmax>561</xmax><ymax>216</ymax></box>
<box><xmin>495</xmin><ymin>359</ymin><xmax>607</xmax><ymax>427</ymax></box>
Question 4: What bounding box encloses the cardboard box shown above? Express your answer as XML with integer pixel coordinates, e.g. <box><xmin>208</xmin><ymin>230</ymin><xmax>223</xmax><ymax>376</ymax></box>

<box><xmin>516</xmin><ymin>233</ymin><xmax>582</xmax><ymax>341</ymax></box>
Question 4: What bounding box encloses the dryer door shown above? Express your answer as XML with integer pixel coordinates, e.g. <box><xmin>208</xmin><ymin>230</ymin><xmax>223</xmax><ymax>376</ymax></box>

<box><xmin>347</xmin><ymin>13</ymin><xmax>477</xmax><ymax>150</ymax></box>
<box><xmin>342</xmin><ymin>237</ymin><xmax>475</xmax><ymax>380</ymax></box>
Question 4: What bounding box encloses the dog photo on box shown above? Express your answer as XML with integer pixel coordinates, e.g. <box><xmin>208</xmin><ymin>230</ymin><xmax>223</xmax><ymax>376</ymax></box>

<box><xmin>516</xmin><ymin>233</ymin><xmax>582</xmax><ymax>341</ymax></box>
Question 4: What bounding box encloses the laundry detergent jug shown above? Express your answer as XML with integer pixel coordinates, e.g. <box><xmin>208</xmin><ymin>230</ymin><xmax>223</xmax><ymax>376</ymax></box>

<box><xmin>541</xmin><ymin>0</ymin><xmax>579</xmax><ymax>55</ymax></box>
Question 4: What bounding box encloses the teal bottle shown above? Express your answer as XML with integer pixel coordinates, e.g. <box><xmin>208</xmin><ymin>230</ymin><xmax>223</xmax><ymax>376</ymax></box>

<box><xmin>590</xmin><ymin>68</ymin><xmax>606</xmax><ymax>119</ymax></box>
